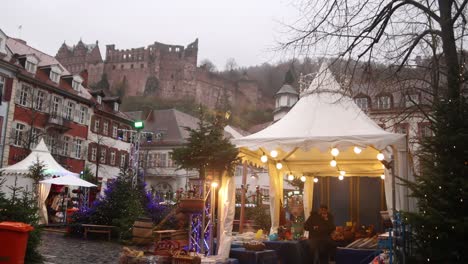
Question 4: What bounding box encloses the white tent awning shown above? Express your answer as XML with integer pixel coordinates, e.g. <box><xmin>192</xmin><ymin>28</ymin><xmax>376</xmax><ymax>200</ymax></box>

<box><xmin>1</xmin><ymin>139</ymin><xmax>79</xmax><ymax>177</ymax></box>
<box><xmin>40</xmin><ymin>175</ymin><xmax>96</xmax><ymax>187</ymax></box>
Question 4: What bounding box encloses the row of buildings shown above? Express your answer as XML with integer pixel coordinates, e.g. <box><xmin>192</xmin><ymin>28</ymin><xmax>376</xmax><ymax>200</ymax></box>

<box><xmin>0</xmin><ymin>29</ymin><xmax>135</xmax><ymax>190</ymax></box>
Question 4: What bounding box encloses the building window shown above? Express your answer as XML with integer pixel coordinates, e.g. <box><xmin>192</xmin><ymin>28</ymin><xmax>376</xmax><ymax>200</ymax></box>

<box><xmin>419</xmin><ymin>123</ymin><xmax>433</xmax><ymax>138</ymax></box>
<box><xmin>74</xmin><ymin>139</ymin><xmax>82</xmax><ymax>158</ymax></box>
<box><xmin>167</xmin><ymin>153</ymin><xmax>174</xmax><ymax>167</ymax></box>
<box><xmin>395</xmin><ymin>123</ymin><xmax>409</xmax><ymax>135</ymax></box>
<box><xmin>34</xmin><ymin>90</ymin><xmax>45</xmax><ymax>111</ymax></box>
<box><xmin>51</xmin><ymin>96</ymin><xmax>61</xmax><ymax>117</ymax></box>
<box><xmin>112</xmin><ymin>65</ymin><xmax>116</xmax><ymax>70</ymax></box>
<box><xmin>62</xmin><ymin>136</ymin><xmax>70</xmax><ymax>156</ymax></box>
<box><xmin>130</xmin><ymin>64</ymin><xmax>134</xmax><ymax>69</ymax></box>
<box><xmin>65</xmin><ymin>101</ymin><xmax>75</xmax><ymax>120</ymax></box>
<box><xmin>112</xmin><ymin>124</ymin><xmax>118</xmax><ymax>138</ymax></box>
<box><xmin>50</xmin><ymin>71</ymin><xmax>60</xmax><ymax>83</ymax></box>
<box><xmin>103</xmin><ymin>121</ymin><xmax>109</xmax><ymax>135</ymax></box>
<box><xmin>79</xmin><ymin>106</ymin><xmax>87</xmax><ymax>124</ymax></box>
<box><xmin>72</xmin><ymin>80</ymin><xmax>80</xmax><ymax>91</ymax></box>
<box><xmin>97</xmin><ymin>95</ymin><xmax>102</xmax><ymax>104</ymax></box>
<box><xmin>48</xmin><ymin>137</ymin><xmax>58</xmax><ymax>155</ymax></box>
<box><xmin>405</xmin><ymin>94</ymin><xmax>420</xmax><ymax>107</ymax></box>
<box><xmin>91</xmin><ymin>147</ymin><xmax>97</xmax><ymax>161</ymax></box>
<box><xmin>25</xmin><ymin>60</ymin><xmax>37</xmax><ymax>73</ymax></box>
<box><xmin>110</xmin><ymin>151</ymin><xmax>116</xmax><ymax>166</ymax></box>
<box><xmin>30</xmin><ymin>127</ymin><xmax>41</xmax><ymax>147</ymax></box>
<box><xmin>113</xmin><ymin>102</ymin><xmax>119</xmax><ymax>112</ymax></box>
<box><xmin>94</xmin><ymin>118</ymin><xmax>100</xmax><ymax>132</ymax></box>
<box><xmin>100</xmin><ymin>148</ymin><xmax>107</xmax><ymax>164</ymax></box>
<box><xmin>120</xmin><ymin>65</ymin><xmax>124</xmax><ymax>69</ymax></box>
<box><xmin>14</xmin><ymin>123</ymin><xmax>25</xmax><ymax>146</ymax></box>
<box><xmin>355</xmin><ymin>97</ymin><xmax>369</xmax><ymax>111</ymax></box>
<box><xmin>123</xmin><ymin>130</ymin><xmax>128</xmax><ymax>142</ymax></box>
<box><xmin>18</xmin><ymin>84</ymin><xmax>30</xmax><ymax>106</ymax></box>
<box><xmin>376</xmin><ymin>95</ymin><xmax>391</xmax><ymax>110</ymax></box>
<box><xmin>0</xmin><ymin>76</ymin><xmax>4</xmax><ymax>97</ymax></box>
<box><xmin>120</xmin><ymin>153</ymin><xmax>126</xmax><ymax>167</ymax></box>
<box><xmin>140</xmin><ymin>64</ymin><xmax>144</xmax><ymax>69</ymax></box>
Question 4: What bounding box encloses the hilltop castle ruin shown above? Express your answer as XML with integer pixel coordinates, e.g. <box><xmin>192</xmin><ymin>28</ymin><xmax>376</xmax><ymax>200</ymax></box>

<box><xmin>56</xmin><ymin>39</ymin><xmax>260</xmax><ymax>110</ymax></box>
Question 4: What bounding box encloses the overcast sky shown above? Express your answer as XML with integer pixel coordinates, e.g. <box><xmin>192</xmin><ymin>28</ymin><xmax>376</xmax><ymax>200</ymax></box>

<box><xmin>1</xmin><ymin>0</ymin><xmax>299</xmax><ymax>69</ymax></box>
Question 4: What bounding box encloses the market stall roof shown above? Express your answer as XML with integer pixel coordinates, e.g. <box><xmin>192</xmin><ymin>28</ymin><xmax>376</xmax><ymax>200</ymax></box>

<box><xmin>40</xmin><ymin>175</ymin><xmax>96</xmax><ymax>187</ymax></box>
<box><xmin>1</xmin><ymin>139</ymin><xmax>79</xmax><ymax>177</ymax></box>
<box><xmin>232</xmin><ymin>63</ymin><xmax>406</xmax><ymax>177</ymax></box>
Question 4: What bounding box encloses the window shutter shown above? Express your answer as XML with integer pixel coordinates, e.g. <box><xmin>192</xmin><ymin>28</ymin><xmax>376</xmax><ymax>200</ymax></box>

<box><xmin>90</xmin><ymin>115</ymin><xmax>96</xmax><ymax>132</ymax></box>
<box><xmin>87</xmin><ymin>143</ymin><xmax>93</xmax><ymax>161</ymax></box>
<box><xmin>14</xmin><ymin>86</ymin><xmax>21</xmax><ymax>104</ymax></box>
<box><xmin>81</xmin><ymin>145</ymin><xmax>87</xmax><ymax>160</ymax></box>
<box><xmin>106</xmin><ymin>147</ymin><xmax>111</xmax><ymax>165</ymax></box>
<box><xmin>116</xmin><ymin>151</ymin><xmax>121</xmax><ymax>167</ymax></box>
<box><xmin>3</xmin><ymin>78</ymin><xmax>13</xmax><ymax>101</ymax></box>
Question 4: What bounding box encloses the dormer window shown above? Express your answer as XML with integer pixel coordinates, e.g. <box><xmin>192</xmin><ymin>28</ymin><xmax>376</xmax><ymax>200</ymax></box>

<box><xmin>404</xmin><ymin>93</ymin><xmax>420</xmax><ymax>107</ymax></box>
<box><xmin>72</xmin><ymin>80</ymin><xmax>80</xmax><ymax>91</ymax></box>
<box><xmin>113</xmin><ymin>102</ymin><xmax>119</xmax><ymax>112</ymax></box>
<box><xmin>50</xmin><ymin>71</ymin><xmax>60</xmax><ymax>83</ymax></box>
<box><xmin>376</xmin><ymin>95</ymin><xmax>392</xmax><ymax>110</ymax></box>
<box><xmin>97</xmin><ymin>95</ymin><xmax>102</xmax><ymax>104</ymax></box>
<box><xmin>354</xmin><ymin>96</ymin><xmax>370</xmax><ymax>111</ymax></box>
<box><xmin>25</xmin><ymin>60</ymin><xmax>37</xmax><ymax>74</ymax></box>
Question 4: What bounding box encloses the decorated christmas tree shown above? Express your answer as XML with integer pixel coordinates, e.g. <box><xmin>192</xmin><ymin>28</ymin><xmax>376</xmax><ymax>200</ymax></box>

<box><xmin>171</xmin><ymin>107</ymin><xmax>239</xmax><ymax>180</ymax></box>
<box><xmin>72</xmin><ymin>170</ymin><xmax>172</xmax><ymax>239</ymax></box>
<box><xmin>404</xmin><ymin>96</ymin><xmax>468</xmax><ymax>262</ymax></box>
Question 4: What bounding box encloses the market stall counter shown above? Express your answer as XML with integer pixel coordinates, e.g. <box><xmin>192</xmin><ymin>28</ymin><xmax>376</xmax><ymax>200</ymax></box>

<box><xmin>229</xmin><ymin>248</ymin><xmax>277</xmax><ymax>264</ymax></box>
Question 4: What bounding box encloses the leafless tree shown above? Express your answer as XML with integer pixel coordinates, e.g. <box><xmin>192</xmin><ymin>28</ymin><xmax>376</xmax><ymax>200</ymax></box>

<box><xmin>282</xmin><ymin>0</ymin><xmax>467</xmax><ymax>100</ymax></box>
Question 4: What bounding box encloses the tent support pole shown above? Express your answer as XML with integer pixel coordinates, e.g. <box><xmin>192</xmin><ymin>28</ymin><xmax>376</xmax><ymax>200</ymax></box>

<box><xmin>239</xmin><ymin>161</ymin><xmax>247</xmax><ymax>233</ymax></box>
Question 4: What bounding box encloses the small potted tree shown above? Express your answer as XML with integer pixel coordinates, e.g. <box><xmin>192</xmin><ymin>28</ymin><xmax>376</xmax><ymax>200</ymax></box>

<box><xmin>172</xmin><ymin>108</ymin><xmax>239</xmax><ymax>213</ymax></box>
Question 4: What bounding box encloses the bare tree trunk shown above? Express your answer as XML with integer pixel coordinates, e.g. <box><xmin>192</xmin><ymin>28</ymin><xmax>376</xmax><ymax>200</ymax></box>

<box><xmin>438</xmin><ymin>0</ymin><xmax>461</xmax><ymax>99</ymax></box>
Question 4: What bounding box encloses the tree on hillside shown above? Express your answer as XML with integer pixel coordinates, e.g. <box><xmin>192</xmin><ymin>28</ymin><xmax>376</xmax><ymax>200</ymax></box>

<box><xmin>93</xmin><ymin>73</ymin><xmax>110</xmax><ymax>91</ymax></box>
<box><xmin>283</xmin><ymin>0</ymin><xmax>468</xmax><ymax>262</ymax></box>
<box><xmin>144</xmin><ymin>75</ymin><xmax>159</xmax><ymax>95</ymax></box>
<box><xmin>200</xmin><ymin>59</ymin><xmax>217</xmax><ymax>72</ymax></box>
<box><xmin>115</xmin><ymin>76</ymin><xmax>128</xmax><ymax>97</ymax></box>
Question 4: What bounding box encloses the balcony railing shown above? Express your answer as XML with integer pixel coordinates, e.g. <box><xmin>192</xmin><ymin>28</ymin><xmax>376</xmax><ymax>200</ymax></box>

<box><xmin>46</xmin><ymin>113</ymin><xmax>71</xmax><ymax>131</ymax></box>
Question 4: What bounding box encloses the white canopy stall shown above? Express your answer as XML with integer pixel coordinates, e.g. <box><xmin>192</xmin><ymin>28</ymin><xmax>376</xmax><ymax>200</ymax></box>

<box><xmin>1</xmin><ymin>139</ymin><xmax>93</xmax><ymax>224</ymax></box>
<box><xmin>232</xmin><ymin>63</ymin><xmax>415</xmax><ymax>235</ymax></box>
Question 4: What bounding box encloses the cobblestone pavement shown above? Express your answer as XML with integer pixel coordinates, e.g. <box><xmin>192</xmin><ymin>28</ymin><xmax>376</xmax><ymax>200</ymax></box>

<box><xmin>38</xmin><ymin>231</ymin><xmax>123</xmax><ymax>264</ymax></box>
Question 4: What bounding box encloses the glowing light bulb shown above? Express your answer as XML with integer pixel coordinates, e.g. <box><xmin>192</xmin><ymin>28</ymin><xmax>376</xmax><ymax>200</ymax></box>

<box><xmin>330</xmin><ymin>159</ymin><xmax>337</xmax><ymax>167</ymax></box>
<box><xmin>270</xmin><ymin>150</ymin><xmax>278</xmax><ymax>158</ymax></box>
<box><xmin>340</xmin><ymin>170</ymin><xmax>346</xmax><ymax>176</ymax></box>
<box><xmin>338</xmin><ymin>175</ymin><xmax>344</xmax><ymax>181</ymax></box>
<box><xmin>287</xmin><ymin>174</ymin><xmax>294</xmax><ymax>181</ymax></box>
<box><xmin>313</xmin><ymin>178</ymin><xmax>319</xmax><ymax>183</ymax></box>
<box><xmin>331</xmin><ymin>148</ymin><xmax>340</xmax><ymax>157</ymax></box>
<box><xmin>377</xmin><ymin>152</ymin><xmax>385</xmax><ymax>161</ymax></box>
<box><xmin>211</xmin><ymin>182</ymin><xmax>219</xmax><ymax>188</ymax></box>
<box><xmin>260</xmin><ymin>155</ymin><xmax>268</xmax><ymax>163</ymax></box>
<box><xmin>276</xmin><ymin>162</ymin><xmax>283</xmax><ymax>170</ymax></box>
<box><xmin>353</xmin><ymin>146</ymin><xmax>362</xmax><ymax>154</ymax></box>
<box><xmin>300</xmin><ymin>175</ymin><xmax>306</xmax><ymax>182</ymax></box>
<box><xmin>380</xmin><ymin>174</ymin><xmax>385</xmax><ymax>180</ymax></box>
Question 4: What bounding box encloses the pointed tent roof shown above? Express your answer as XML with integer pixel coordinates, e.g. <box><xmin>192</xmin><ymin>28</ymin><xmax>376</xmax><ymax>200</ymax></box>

<box><xmin>1</xmin><ymin>139</ymin><xmax>79</xmax><ymax>177</ymax></box>
<box><xmin>234</xmin><ymin>63</ymin><xmax>405</xmax><ymax>152</ymax></box>
<box><xmin>233</xmin><ymin>62</ymin><xmax>406</xmax><ymax>176</ymax></box>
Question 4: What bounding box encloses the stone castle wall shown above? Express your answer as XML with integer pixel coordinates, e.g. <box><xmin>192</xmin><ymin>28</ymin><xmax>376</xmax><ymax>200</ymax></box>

<box><xmin>56</xmin><ymin>39</ymin><xmax>260</xmax><ymax>110</ymax></box>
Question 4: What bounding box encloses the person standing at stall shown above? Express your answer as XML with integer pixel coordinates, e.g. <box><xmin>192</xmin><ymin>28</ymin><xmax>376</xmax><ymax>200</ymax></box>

<box><xmin>304</xmin><ymin>205</ymin><xmax>336</xmax><ymax>264</ymax></box>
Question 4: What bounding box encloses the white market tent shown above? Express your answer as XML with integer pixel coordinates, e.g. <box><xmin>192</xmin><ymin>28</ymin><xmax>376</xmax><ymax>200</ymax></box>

<box><xmin>231</xmin><ymin>63</ymin><xmax>415</xmax><ymax>235</ymax></box>
<box><xmin>1</xmin><ymin>139</ymin><xmax>93</xmax><ymax>224</ymax></box>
